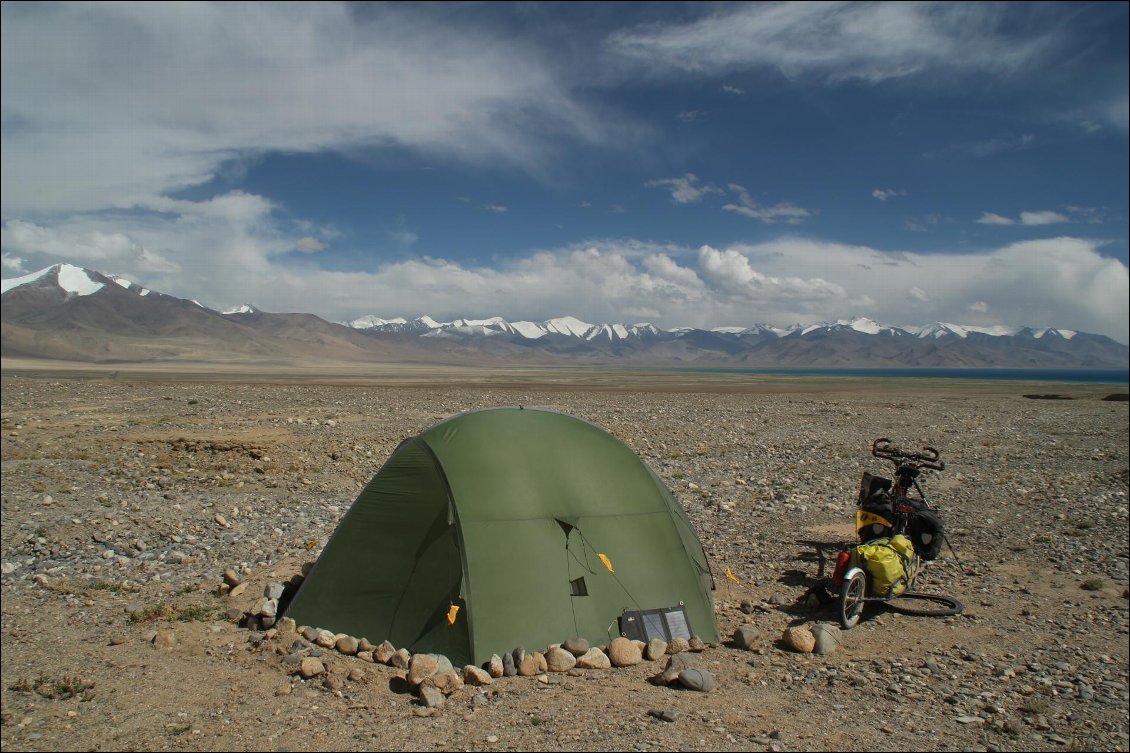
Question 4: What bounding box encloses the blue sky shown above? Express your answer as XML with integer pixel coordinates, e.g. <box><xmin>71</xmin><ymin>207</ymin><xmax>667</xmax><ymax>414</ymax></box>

<box><xmin>2</xmin><ymin>2</ymin><xmax>1128</xmax><ymax>341</ymax></box>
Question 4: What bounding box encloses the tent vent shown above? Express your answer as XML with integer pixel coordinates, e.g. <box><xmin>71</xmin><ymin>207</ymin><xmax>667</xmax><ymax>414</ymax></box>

<box><xmin>570</xmin><ymin>577</ymin><xmax>588</xmax><ymax>597</ymax></box>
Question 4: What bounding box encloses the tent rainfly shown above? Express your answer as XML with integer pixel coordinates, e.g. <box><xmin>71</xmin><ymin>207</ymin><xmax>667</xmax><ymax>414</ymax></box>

<box><xmin>283</xmin><ymin>407</ymin><xmax>718</xmax><ymax>666</ymax></box>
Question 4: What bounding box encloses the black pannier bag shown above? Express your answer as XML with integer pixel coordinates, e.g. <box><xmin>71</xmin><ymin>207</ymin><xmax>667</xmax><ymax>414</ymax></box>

<box><xmin>858</xmin><ymin>472</ymin><xmax>892</xmax><ymax>505</ymax></box>
<box><xmin>908</xmin><ymin>507</ymin><xmax>945</xmax><ymax>561</ymax></box>
<box><xmin>857</xmin><ymin>472</ymin><xmax>894</xmax><ymax>541</ymax></box>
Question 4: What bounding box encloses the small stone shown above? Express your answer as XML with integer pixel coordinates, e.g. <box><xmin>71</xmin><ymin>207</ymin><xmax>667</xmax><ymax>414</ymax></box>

<box><xmin>677</xmin><ymin>668</ymin><xmax>715</xmax><ymax>692</ymax></box>
<box><xmin>213</xmin><ymin>514</ymin><xmax>228</xmax><ymax>527</ymax></box>
<box><xmin>687</xmin><ymin>636</ymin><xmax>706</xmax><ymax>652</ymax></box>
<box><xmin>391</xmin><ymin>648</ymin><xmax>411</xmax><ymax>669</ymax></box>
<box><xmin>228</xmin><ymin>583</ymin><xmax>247</xmax><ymax>599</ymax></box>
<box><xmin>562</xmin><ymin>637</ymin><xmax>590</xmax><ymax>656</ymax></box>
<box><xmin>666</xmin><ymin>637</ymin><xmax>690</xmax><ymax>654</ymax></box>
<box><xmin>299</xmin><ymin>658</ymin><xmax>325</xmax><ymax>679</ymax></box>
<box><xmin>518</xmin><ymin>652</ymin><xmax>548</xmax><ymax>676</ymax></box>
<box><xmin>222</xmin><ymin>568</ymin><xmax>241</xmax><ymax>587</ymax></box>
<box><xmin>424</xmin><ymin>670</ymin><xmax>464</xmax><ymax>696</ymax></box>
<box><xmin>732</xmin><ymin>624</ymin><xmax>760</xmax><ymax>651</ymax></box>
<box><xmin>407</xmin><ymin>654</ymin><xmax>440</xmax><ymax>687</ymax></box>
<box><xmin>323</xmin><ymin>674</ymin><xmax>344</xmax><ymax>691</ymax></box>
<box><xmin>315</xmin><ymin>629</ymin><xmax>336</xmax><ymax>648</ymax></box>
<box><xmin>502</xmin><ymin>652</ymin><xmax>517</xmax><ymax>677</ymax></box>
<box><xmin>418</xmin><ymin>685</ymin><xmax>445</xmax><ymax>709</ymax></box>
<box><xmin>575</xmin><ymin>647</ymin><xmax>611</xmax><ymax>670</ymax></box>
<box><xmin>300</xmin><ymin>625</ymin><xmax>318</xmax><ymax>642</ymax></box>
<box><xmin>648</xmin><ymin>709</ymin><xmax>680</xmax><ymax>723</ymax></box>
<box><xmin>152</xmin><ymin>629</ymin><xmax>176</xmax><ymax>647</ymax></box>
<box><xmin>811</xmin><ymin>623</ymin><xmax>841</xmax><ymax>656</ymax></box>
<box><xmin>783</xmin><ymin>626</ymin><xmax>816</xmax><ymax>654</ymax></box>
<box><xmin>335</xmin><ymin>635</ymin><xmax>359</xmax><ymax>655</ymax></box>
<box><xmin>545</xmin><ymin>647</ymin><xmax>577</xmax><ymax>672</ymax></box>
<box><xmin>608</xmin><ymin>637</ymin><xmax>642</xmax><ymax>667</ymax></box>
<box><xmin>487</xmin><ymin>654</ymin><xmax>504</xmax><ymax>678</ymax></box>
<box><xmin>109</xmin><ymin>636</ymin><xmax>126</xmax><ymax>646</ymax></box>
<box><xmin>646</xmin><ymin>638</ymin><xmax>667</xmax><ymax>661</ymax></box>
<box><xmin>463</xmin><ymin>665</ymin><xmax>493</xmax><ymax>686</ymax></box>
<box><xmin>374</xmin><ymin>641</ymin><xmax>395</xmax><ymax>664</ymax></box>
<box><xmin>654</xmin><ymin>653</ymin><xmax>695</xmax><ymax>685</ymax></box>
<box><xmin>768</xmin><ymin>593</ymin><xmax>791</xmax><ymax>606</ymax></box>
<box><xmin>276</xmin><ymin>616</ymin><xmax>296</xmax><ymax>634</ymax></box>
<box><xmin>264</xmin><ymin>582</ymin><xmax>286</xmax><ymax>600</ymax></box>
<box><xmin>347</xmin><ymin>668</ymin><xmax>365</xmax><ymax>682</ymax></box>
<box><xmin>357</xmin><ymin>638</ymin><xmax>375</xmax><ymax>653</ymax></box>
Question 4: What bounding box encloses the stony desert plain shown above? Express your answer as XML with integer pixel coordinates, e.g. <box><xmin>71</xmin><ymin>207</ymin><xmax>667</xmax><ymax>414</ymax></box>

<box><xmin>1</xmin><ymin>362</ymin><xmax>1127</xmax><ymax>752</ymax></box>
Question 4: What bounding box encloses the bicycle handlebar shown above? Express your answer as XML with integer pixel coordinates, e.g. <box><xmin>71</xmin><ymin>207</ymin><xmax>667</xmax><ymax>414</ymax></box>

<box><xmin>872</xmin><ymin>437</ymin><xmax>945</xmax><ymax>471</ymax></box>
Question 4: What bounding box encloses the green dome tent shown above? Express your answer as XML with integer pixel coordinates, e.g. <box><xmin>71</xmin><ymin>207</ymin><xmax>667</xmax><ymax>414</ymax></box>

<box><xmin>283</xmin><ymin>407</ymin><xmax>718</xmax><ymax>666</ymax></box>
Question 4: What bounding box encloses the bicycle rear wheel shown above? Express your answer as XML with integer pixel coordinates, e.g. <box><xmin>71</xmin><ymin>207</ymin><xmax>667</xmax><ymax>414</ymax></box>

<box><xmin>839</xmin><ymin>569</ymin><xmax>867</xmax><ymax>629</ymax></box>
<box><xmin>886</xmin><ymin>592</ymin><xmax>964</xmax><ymax>617</ymax></box>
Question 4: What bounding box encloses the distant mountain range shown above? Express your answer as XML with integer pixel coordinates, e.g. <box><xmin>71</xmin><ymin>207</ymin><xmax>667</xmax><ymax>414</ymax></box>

<box><xmin>2</xmin><ymin>263</ymin><xmax>1127</xmax><ymax>368</ymax></box>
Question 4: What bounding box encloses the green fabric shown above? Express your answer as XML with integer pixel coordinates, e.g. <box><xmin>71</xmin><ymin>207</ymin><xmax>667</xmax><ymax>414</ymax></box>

<box><xmin>283</xmin><ymin>438</ymin><xmax>471</xmax><ymax>661</ymax></box>
<box><xmin>284</xmin><ymin>408</ymin><xmax>718</xmax><ymax>666</ymax></box>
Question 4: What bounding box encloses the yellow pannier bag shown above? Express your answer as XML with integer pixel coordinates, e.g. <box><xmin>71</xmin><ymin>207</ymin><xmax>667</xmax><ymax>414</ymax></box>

<box><xmin>851</xmin><ymin>534</ymin><xmax>916</xmax><ymax>597</ymax></box>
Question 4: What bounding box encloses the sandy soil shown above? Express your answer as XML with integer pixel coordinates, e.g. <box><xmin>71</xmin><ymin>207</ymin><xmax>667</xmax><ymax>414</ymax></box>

<box><xmin>1</xmin><ymin>365</ymin><xmax>1127</xmax><ymax>752</ymax></box>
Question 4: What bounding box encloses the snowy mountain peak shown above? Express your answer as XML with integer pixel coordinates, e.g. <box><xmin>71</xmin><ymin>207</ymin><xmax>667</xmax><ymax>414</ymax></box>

<box><xmin>223</xmin><ymin>304</ymin><xmax>259</xmax><ymax>315</ymax></box>
<box><xmin>842</xmin><ymin>317</ymin><xmax>890</xmax><ymax>335</ymax></box>
<box><xmin>543</xmin><ymin>316</ymin><xmax>594</xmax><ymax>337</ymax></box>
<box><xmin>345</xmin><ymin>315</ymin><xmax>407</xmax><ymax>329</ymax></box>
<box><xmin>1</xmin><ymin>263</ymin><xmax>105</xmax><ymax>297</ymax></box>
<box><xmin>907</xmin><ymin>322</ymin><xmax>1021</xmax><ymax>339</ymax></box>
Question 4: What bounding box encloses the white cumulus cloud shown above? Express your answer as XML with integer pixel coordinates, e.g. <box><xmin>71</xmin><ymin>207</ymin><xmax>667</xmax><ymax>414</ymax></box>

<box><xmin>976</xmin><ymin>212</ymin><xmax>1016</xmax><ymax>225</ymax></box>
<box><xmin>645</xmin><ymin>174</ymin><xmax>723</xmax><ymax>204</ymax></box>
<box><xmin>872</xmin><ymin>188</ymin><xmax>906</xmax><ymax>202</ymax></box>
<box><xmin>4</xmin><ymin>219</ymin><xmax>1127</xmax><ymax>342</ymax></box>
<box><xmin>722</xmin><ymin>185</ymin><xmax>811</xmax><ymax>224</ymax></box>
<box><xmin>1019</xmin><ymin>210</ymin><xmax>1069</xmax><ymax>226</ymax></box>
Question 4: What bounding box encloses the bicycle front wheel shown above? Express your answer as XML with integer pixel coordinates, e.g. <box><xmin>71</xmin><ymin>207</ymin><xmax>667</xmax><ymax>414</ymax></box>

<box><xmin>886</xmin><ymin>592</ymin><xmax>964</xmax><ymax>617</ymax></box>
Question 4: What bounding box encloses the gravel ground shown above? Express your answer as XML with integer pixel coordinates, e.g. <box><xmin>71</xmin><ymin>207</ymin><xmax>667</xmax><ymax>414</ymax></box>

<box><xmin>1</xmin><ymin>374</ymin><xmax>1127</xmax><ymax>752</ymax></box>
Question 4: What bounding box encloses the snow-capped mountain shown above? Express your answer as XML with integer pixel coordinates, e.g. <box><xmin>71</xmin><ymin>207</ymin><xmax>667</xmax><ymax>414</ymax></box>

<box><xmin>1</xmin><ymin>263</ymin><xmax>108</xmax><ymax>297</ymax></box>
<box><xmin>2</xmin><ymin>264</ymin><xmax>1126</xmax><ymax>368</ymax></box>
<box><xmin>222</xmin><ymin>304</ymin><xmax>260</xmax><ymax>315</ymax></box>
<box><xmin>344</xmin><ymin>314</ymin><xmax>666</xmax><ymax>343</ymax></box>
<box><xmin>341</xmin><ymin>312</ymin><xmax>1082</xmax><ymax>345</ymax></box>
